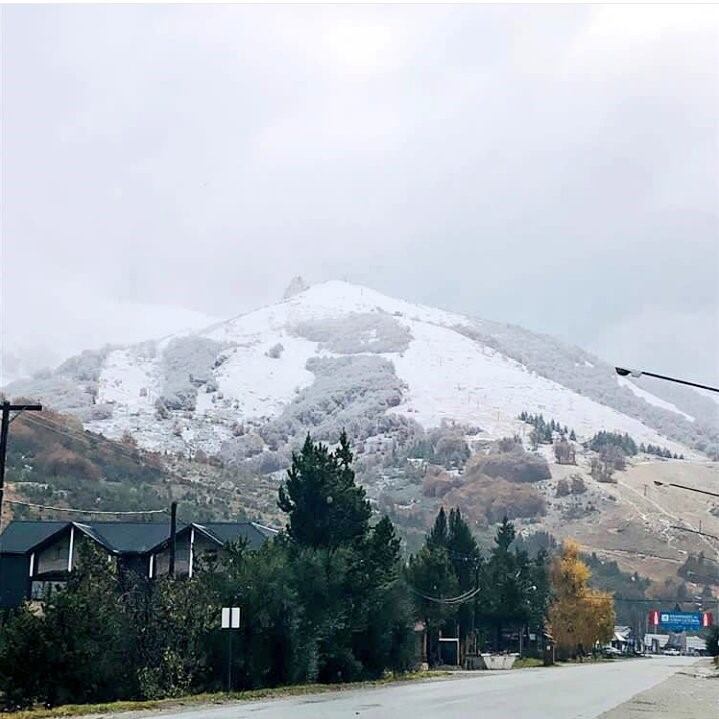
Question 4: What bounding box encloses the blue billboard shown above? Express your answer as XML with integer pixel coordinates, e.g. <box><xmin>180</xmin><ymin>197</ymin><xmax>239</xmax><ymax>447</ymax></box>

<box><xmin>656</xmin><ymin>611</ymin><xmax>703</xmax><ymax>632</ymax></box>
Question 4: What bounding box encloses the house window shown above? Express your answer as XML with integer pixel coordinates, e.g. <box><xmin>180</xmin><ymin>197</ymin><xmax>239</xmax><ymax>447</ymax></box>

<box><xmin>31</xmin><ymin>580</ymin><xmax>66</xmax><ymax>600</ymax></box>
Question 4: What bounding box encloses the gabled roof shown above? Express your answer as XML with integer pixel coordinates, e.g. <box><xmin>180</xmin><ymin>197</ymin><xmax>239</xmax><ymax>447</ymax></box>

<box><xmin>0</xmin><ymin>519</ymin><xmax>277</xmax><ymax>557</ymax></box>
<box><xmin>193</xmin><ymin>521</ymin><xmax>278</xmax><ymax>550</ymax></box>
<box><xmin>613</xmin><ymin>625</ymin><xmax>633</xmax><ymax>640</ymax></box>
<box><xmin>0</xmin><ymin>521</ymin><xmax>70</xmax><ymax>555</ymax></box>
<box><xmin>0</xmin><ymin>520</ymin><xmax>174</xmax><ymax>556</ymax></box>
<box><xmin>78</xmin><ymin>521</ymin><xmax>178</xmax><ymax>554</ymax></box>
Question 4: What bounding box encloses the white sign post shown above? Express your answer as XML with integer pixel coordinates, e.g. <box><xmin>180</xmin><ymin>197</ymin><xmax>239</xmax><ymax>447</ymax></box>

<box><xmin>221</xmin><ymin>607</ymin><xmax>241</xmax><ymax>691</ymax></box>
<box><xmin>221</xmin><ymin>607</ymin><xmax>241</xmax><ymax>629</ymax></box>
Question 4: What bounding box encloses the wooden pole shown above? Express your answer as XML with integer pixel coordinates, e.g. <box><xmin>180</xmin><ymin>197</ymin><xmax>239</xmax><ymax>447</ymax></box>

<box><xmin>169</xmin><ymin>501</ymin><xmax>177</xmax><ymax>577</ymax></box>
<box><xmin>0</xmin><ymin>402</ymin><xmax>42</xmax><ymax>529</ymax></box>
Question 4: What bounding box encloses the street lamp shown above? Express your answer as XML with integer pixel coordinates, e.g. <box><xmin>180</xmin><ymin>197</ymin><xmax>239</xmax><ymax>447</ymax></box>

<box><xmin>615</xmin><ymin>367</ymin><xmax>719</xmax><ymax>394</ymax></box>
<box><xmin>653</xmin><ymin>480</ymin><xmax>719</xmax><ymax>499</ymax></box>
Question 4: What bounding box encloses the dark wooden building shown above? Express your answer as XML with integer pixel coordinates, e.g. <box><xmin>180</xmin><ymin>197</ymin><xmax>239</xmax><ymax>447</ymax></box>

<box><xmin>0</xmin><ymin>519</ymin><xmax>277</xmax><ymax>609</ymax></box>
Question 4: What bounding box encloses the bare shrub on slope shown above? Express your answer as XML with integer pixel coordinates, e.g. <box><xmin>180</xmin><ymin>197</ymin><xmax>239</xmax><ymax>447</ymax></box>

<box><xmin>292</xmin><ymin>312</ymin><xmax>412</xmax><ymax>354</ymax></box>
<box><xmin>469</xmin><ymin>447</ymin><xmax>551</xmax><ymax>483</ymax></box>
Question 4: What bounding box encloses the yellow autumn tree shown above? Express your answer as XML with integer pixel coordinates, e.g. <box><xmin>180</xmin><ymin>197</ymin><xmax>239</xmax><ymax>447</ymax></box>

<box><xmin>548</xmin><ymin>539</ymin><xmax>615</xmax><ymax>658</ymax></box>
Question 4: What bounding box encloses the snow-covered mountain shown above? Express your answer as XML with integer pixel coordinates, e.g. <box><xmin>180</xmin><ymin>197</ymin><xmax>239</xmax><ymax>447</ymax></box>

<box><xmin>1</xmin><ymin>299</ymin><xmax>220</xmax><ymax>385</ymax></box>
<box><xmin>5</xmin><ymin>281</ymin><xmax>718</xmax><ymax>461</ymax></box>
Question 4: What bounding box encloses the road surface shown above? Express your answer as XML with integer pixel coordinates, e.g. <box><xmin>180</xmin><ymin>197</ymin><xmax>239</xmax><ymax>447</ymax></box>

<box><xmin>141</xmin><ymin>655</ymin><xmax>700</xmax><ymax>719</ymax></box>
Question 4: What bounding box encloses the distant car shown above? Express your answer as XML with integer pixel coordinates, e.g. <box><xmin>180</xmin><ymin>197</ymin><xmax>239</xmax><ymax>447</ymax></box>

<box><xmin>662</xmin><ymin>648</ymin><xmax>680</xmax><ymax>656</ymax></box>
<box><xmin>602</xmin><ymin>646</ymin><xmax>622</xmax><ymax>656</ymax></box>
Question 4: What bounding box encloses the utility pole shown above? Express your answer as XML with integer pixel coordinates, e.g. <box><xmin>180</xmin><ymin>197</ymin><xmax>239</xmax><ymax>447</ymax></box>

<box><xmin>169</xmin><ymin>501</ymin><xmax>177</xmax><ymax>577</ymax></box>
<box><xmin>0</xmin><ymin>401</ymin><xmax>42</xmax><ymax>527</ymax></box>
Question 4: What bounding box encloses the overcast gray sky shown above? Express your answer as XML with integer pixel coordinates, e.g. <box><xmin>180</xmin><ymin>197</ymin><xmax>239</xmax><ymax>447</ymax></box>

<box><xmin>2</xmin><ymin>4</ymin><xmax>718</xmax><ymax>384</ymax></box>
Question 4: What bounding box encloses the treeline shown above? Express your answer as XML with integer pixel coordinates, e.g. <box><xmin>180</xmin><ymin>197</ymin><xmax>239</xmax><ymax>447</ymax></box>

<box><xmin>407</xmin><ymin>510</ymin><xmax>550</xmax><ymax>660</ymax></box>
<box><xmin>517</xmin><ymin>412</ymin><xmax>576</xmax><ymax>446</ymax></box>
<box><xmin>588</xmin><ymin>431</ymin><xmax>637</xmax><ymax>456</ymax></box>
<box><xmin>640</xmin><ymin>443</ymin><xmax>683</xmax><ymax>460</ymax></box>
<box><xmin>678</xmin><ymin>552</ymin><xmax>719</xmax><ymax>585</ymax></box>
<box><xmin>587</xmin><ymin>431</ymin><xmax>683</xmax><ymax>460</ymax></box>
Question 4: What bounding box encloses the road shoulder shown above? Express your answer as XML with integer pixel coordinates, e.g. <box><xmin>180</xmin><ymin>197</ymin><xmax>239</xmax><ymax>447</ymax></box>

<box><xmin>598</xmin><ymin>659</ymin><xmax>718</xmax><ymax>719</ymax></box>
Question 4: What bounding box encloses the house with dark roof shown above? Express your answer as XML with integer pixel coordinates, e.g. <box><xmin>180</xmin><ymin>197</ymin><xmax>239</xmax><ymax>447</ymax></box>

<box><xmin>148</xmin><ymin>521</ymin><xmax>278</xmax><ymax>578</ymax></box>
<box><xmin>0</xmin><ymin>519</ymin><xmax>277</xmax><ymax>609</ymax></box>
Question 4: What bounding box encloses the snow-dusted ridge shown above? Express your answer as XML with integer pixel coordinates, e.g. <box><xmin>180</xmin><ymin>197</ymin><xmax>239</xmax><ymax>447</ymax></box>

<box><xmin>5</xmin><ymin>281</ymin><xmax>714</xmax><ymax>459</ymax></box>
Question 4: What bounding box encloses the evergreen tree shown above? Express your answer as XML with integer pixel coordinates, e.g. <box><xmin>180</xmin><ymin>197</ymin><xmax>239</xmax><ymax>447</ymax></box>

<box><xmin>426</xmin><ymin>506</ymin><xmax>449</xmax><ymax>551</ymax></box>
<box><xmin>278</xmin><ymin>432</ymin><xmax>371</xmax><ymax>550</ymax></box>
<box><xmin>406</xmin><ymin>544</ymin><xmax>458</xmax><ymax>665</ymax></box>
<box><xmin>446</xmin><ymin>508</ymin><xmax>482</xmax><ymax>645</ymax></box>
<box><xmin>479</xmin><ymin>518</ymin><xmax>538</xmax><ymax>651</ymax></box>
<box><xmin>447</xmin><ymin>508</ymin><xmax>481</xmax><ymax>589</ymax></box>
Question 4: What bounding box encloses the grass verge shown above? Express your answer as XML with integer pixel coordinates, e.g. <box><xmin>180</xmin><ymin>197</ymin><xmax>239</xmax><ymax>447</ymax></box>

<box><xmin>4</xmin><ymin>671</ymin><xmax>447</xmax><ymax>719</ymax></box>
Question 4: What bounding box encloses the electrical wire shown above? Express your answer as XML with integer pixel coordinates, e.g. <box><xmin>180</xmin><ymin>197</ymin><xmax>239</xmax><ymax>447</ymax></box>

<box><xmin>24</xmin><ymin>412</ymin><xmax>155</xmax><ymax>462</ymax></box>
<box><xmin>21</xmin><ymin>413</ymin><xmax>150</xmax><ymax>465</ymax></box>
<box><xmin>5</xmin><ymin>499</ymin><xmax>167</xmax><ymax>515</ymax></box>
<box><xmin>406</xmin><ymin>584</ymin><xmax>481</xmax><ymax>604</ymax></box>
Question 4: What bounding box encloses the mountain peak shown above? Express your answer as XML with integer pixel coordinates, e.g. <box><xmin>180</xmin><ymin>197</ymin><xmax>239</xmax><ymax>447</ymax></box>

<box><xmin>282</xmin><ymin>276</ymin><xmax>309</xmax><ymax>300</ymax></box>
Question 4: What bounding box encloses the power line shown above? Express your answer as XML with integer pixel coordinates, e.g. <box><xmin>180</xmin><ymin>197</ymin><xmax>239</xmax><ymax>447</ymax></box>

<box><xmin>6</xmin><ymin>414</ymin><xmax>175</xmax><ymax>519</ymax></box>
<box><xmin>5</xmin><ymin>499</ymin><xmax>167</xmax><ymax>516</ymax></box>
<box><xmin>21</xmin><ymin>413</ymin><xmax>154</xmax><ymax>466</ymax></box>
<box><xmin>1</xmin><ymin>401</ymin><xmax>43</xmax><ymax>526</ymax></box>
<box><xmin>670</xmin><ymin>525</ymin><xmax>719</xmax><ymax>542</ymax></box>
<box><xmin>21</xmin><ymin>413</ymin><xmax>141</xmax><ymax>457</ymax></box>
<box><xmin>407</xmin><ymin>584</ymin><xmax>481</xmax><ymax>604</ymax></box>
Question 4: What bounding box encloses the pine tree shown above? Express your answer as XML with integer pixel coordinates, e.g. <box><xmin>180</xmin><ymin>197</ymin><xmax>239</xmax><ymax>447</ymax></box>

<box><xmin>495</xmin><ymin>516</ymin><xmax>516</xmax><ymax>551</ymax></box>
<box><xmin>480</xmin><ymin>517</ymin><xmax>532</xmax><ymax>650</ymax></box>
<box><xmin>426</xmin><ymin>506</ymin><xmax>449</xmax><ymax>551</ymax></box>
<box><xmin>278</xmin><ymin>432</ymin><xmax>371</xmax><ymax>550</ymax></box>
<box><xmin>447</xmin><ymin>508</ymin><xmax>481</xmax><ymax>589</ymax></box>
<box><xmin>406</xmin><ymin>544</ymin><xmax>459</xmax><ymax>665</ymax></box>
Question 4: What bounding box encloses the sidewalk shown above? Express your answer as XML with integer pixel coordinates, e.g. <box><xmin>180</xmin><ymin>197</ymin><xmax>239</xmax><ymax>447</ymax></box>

<box><xmin>598</xmin><ymin>659</ymin><xmax>718</xmax><ymax>718</ymax></box>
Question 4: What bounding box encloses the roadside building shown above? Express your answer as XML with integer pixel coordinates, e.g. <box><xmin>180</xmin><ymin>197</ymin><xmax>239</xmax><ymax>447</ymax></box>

<box><xmin>643</xmin><ymin>633</ymin><xmax>670</xmax><ymax>654</ymax></box>
<box><xmin>685</xmin><ymin>635</ymin><xmax>706</xmax><ymax>655</ymax></box>
<box><xmin>0</xmin><ymin>519</ymin><xmax>277</xmax><ymax>609</ymax></box>
<box><xmin>610</xmin><ymin>625</ymin><xmax>635</xmax><ymax>654</ymax></box>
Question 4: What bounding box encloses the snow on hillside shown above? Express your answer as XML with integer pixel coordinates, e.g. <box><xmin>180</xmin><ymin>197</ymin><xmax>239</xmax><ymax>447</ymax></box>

<box><xmin>1</xmin><ymin>300</ymin><xmax>220</xmax><ymax>385</ymax></box>
<box><xmin>4</xmin><ymin>280</ymin><xmax>710</xmax><ymax>459</ymax></box>
<box><xmin>617</xmin><ymin>376</ymin><xmax>695</xmax><ymax>423</ymax></box>
<box><xmin>392</xmin><ymin>318</ymin><xmax>687</xmax><ymax>447</ymax></box>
